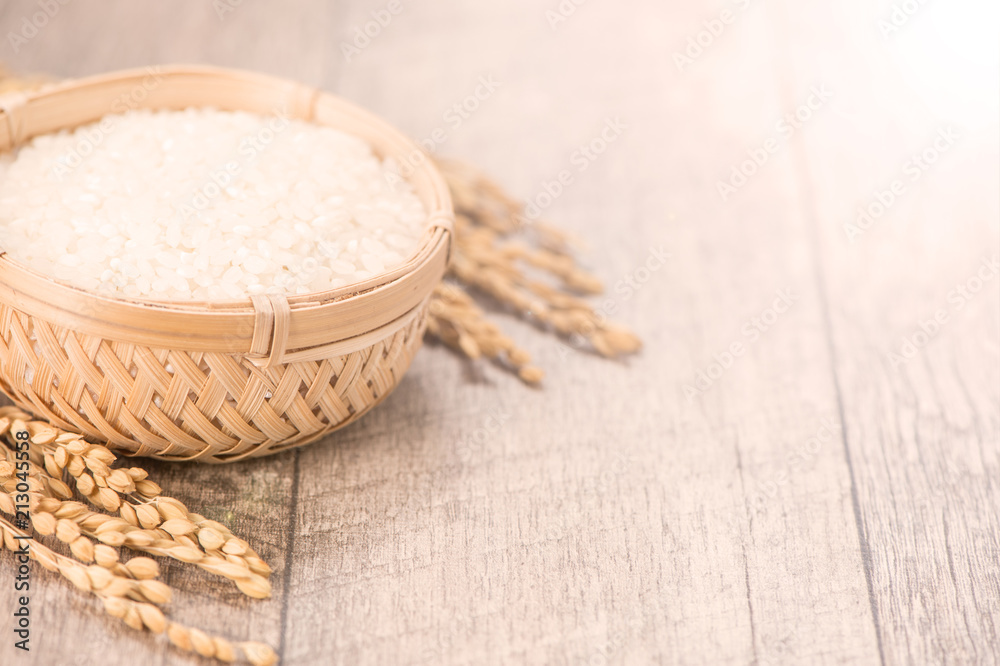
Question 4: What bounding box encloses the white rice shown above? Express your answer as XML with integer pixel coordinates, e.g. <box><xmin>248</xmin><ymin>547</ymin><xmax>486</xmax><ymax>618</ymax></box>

<box><xmin>0</xmin><ymin>108</ymin><xmax>426</xmax><ymax>300</ymax></box>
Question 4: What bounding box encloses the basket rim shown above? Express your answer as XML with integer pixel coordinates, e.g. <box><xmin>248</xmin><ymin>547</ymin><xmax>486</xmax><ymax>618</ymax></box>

<box><xmin>0</xmin><ymin>64</ymin><xmax>453</xmax><ymax>358</ymax></box>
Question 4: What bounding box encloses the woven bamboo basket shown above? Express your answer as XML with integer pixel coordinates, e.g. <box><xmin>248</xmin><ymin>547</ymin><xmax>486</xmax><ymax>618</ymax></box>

<box><xmin>0</xmin><ymin>65</ymin><xmax>454</xmax><ymax>462</ymax></box>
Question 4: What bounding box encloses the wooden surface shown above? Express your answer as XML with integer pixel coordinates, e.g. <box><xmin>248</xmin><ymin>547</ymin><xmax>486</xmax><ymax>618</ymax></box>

<box><xmin>0</xmin><ymin>1</ymin><xmax>997</xmax><ymax>664</ymax></box>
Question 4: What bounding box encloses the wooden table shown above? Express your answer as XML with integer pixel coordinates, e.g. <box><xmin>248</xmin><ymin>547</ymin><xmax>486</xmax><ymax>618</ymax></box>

<box><xmin>1</xmin><ymin>1</ymin><xmax>997</xmax><ymax>664</ymax></box>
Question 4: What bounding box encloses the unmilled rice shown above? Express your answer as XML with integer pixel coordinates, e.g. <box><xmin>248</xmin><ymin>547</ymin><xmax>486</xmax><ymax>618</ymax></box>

<box><xmin>0</xmin><ymin>108</ymin><xmax>427</xmax><ymax>300</ymax></box>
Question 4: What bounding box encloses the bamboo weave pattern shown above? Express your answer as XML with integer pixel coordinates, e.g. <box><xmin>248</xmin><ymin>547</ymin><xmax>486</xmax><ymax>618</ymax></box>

<box><xmin>0</xmin><ymin>300</ymin><xmax>429</xmax><ymax>462</ymax></box>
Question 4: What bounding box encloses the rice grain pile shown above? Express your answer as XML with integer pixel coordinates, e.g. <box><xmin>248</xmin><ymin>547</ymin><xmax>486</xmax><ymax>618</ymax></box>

<box><xmin>0</xmin><ymin>108</ymin><xmax>428</xmax><ymax>300</ymax></box>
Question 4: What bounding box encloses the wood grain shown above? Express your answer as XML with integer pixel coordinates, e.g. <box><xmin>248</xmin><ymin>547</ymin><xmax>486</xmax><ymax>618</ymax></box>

<box><xmin>774</xmin><ymin>0</ymin><xmax>1000</xmax><ymax>662</ymax></box>
<box><xmin>0</xmin><ymin>0</ymin><xmax>996</xmax><ymax>664</ymax></box>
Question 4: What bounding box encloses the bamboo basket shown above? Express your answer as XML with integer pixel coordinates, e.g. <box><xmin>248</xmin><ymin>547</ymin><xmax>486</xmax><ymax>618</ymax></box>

<box><xmin>0</xmin><ymin>65</ymin><xmax>454</xmax><ymax>462</ymax></box>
